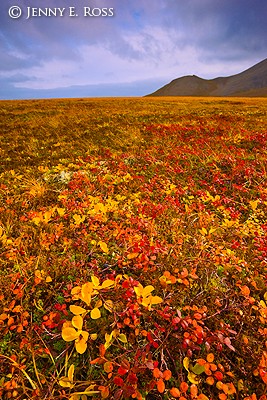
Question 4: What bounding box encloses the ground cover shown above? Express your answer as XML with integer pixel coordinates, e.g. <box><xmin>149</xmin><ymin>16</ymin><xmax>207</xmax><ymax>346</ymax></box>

<box><xmin>0</xmin><ymin>97</ymin><xmax>267</xmax><ymax>399</ymax></box>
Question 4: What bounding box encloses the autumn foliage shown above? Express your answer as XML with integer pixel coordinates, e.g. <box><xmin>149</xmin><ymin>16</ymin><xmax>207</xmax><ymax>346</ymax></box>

<box><xmin>0</xmin><ymin>97</ymin><xmax>267</xmax><ymax>399</ymax></box>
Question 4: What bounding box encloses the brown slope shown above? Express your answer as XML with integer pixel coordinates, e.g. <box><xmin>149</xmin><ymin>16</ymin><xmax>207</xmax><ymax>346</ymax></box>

<box><xmin>147</xmin><ymin>58</ymin><xmax>267</xmax><ymax>97</ymax></box>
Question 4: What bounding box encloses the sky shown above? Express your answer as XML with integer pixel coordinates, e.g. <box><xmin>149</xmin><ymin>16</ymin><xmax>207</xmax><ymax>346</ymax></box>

<box><xmin>0</xmin><ymin>0</ymin><xmax>266</xmax><ymax>99</ymax></box>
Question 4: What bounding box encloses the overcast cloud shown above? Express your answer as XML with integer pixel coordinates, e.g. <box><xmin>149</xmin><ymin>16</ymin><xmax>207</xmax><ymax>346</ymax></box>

<box><xmin>0</xmin><ymin>0</ymin><xmax>266</xmax><ymax>99</ymax></box>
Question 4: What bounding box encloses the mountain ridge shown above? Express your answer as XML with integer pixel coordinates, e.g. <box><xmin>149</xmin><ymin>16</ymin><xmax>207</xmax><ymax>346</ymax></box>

<box><xmin>147</xmin><ymin>58</ymin><xmax>267</xmax><ymax>97</ymax></box>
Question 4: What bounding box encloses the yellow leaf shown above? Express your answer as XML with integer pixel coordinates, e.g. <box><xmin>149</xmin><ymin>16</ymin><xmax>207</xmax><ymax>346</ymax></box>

<box><xmin>95</xmin><ymin>299</ymin><xmax>103</xmax><ymax>308</ymax></box>
<box><xmin>134</xmin><ymin>284</ymin><xmax>143</xmax><ymax>297</ymax></box>
<box><xmin>105</xmin><ymin>333</ymin><xmax>112</xmax><ymax>343</ymax></box>
<box><xmin>43</xmin><ymin>211</ymin><xmax>53</xmax><ymax>223</ymax></box>
<box><xmin>90</xmin><ymin>307</ymin><xmax>101</xmax><ymax>319</ymax></box>
<box><xmin>141</xmin><ymin>297</ymin><xmax>151</xmax><ymax>308</ymax></box>
<box><xmin>70</xmin><ymin>391</ymin><xmax>100</xmax><ymax>399</ymax></box>
<box><xmin>183</xmin><ymin>357</ymin><xmax>190</xmax><ymax>372</ymax></box>
<box><xmin>71</xmin><ymin>285</ymin><xmax>82</xmax><ymax>298</ymax></box>
<box><xmin>188</xmin><ymin>371</ymin><xmax>201</xmax><ymax>384</ymax></box>
<box><xmin>70</xmin><ymin>305</ymin><xmax>87</xmax><ymax>315</ymax></box>
<box><xmin>57</xmin><ymin>207</ymin><xmax>65</xmax><ymax>216</ymax></box>
<box><xmin>45</xmin><ymin>276</ymin><xmax>52</xmax><ymax>283</ymax></box>
<box><xmin>81</xmin><ymin>282</ymin><xmax>93</xmax><ymax>305</ymax></box>
<box><xmin>150</xmin><ymin>296</ymin><xmax>163</xmax><ymax>305</ymax></box>
<box><xmin>75</xmin><ymin>337</ymin><xmax>87</xmax><ymax>354</ymax></box>
<box><xmin>104</xmin><ymin>361</ymin><xmax>113</xmax><ymax>373</ymax></box>
<box><xmin>249</xmin><ymin>199</ymin><xmax>259</xmax><ymax>211</ymax></box>
<box><xmin>68</xmin><ymin>364</ymin><xmax>75</xmax><ymax>382</ymax></box>
<box><xmin>104</xmin><ymin>333</ymin><xmax>113</xmax><ymax>349</ymax></box>
<box><xmin>62</xmin><ymin>321</ymin><xmax>72</xmax><ymax>329</ymax></box>
<box><xmin>209</xmin><ymin>227</ymin><xmax>216</xmax><ymax>234</ymax></box>
<box><xmin>142</xmin><ymin>285</ymin><xmax>155</xmax><ymax>297</ymax></box>
<box><xmin>101</xmin><ymin>279</ymin><xmax>115</xmax><ymax>288</ymax></box>
<box><xmin>118</xmin><ymin>333</ymin><xmax>127</xmax><ymax>343</ymax></box>
<box><xmin>90</xmin><ymin>333</ymin><xmax>98</xmax><ymax>340</ymax></box>
<box><xmin>91</xmin><ymin>275</ymin><xmax>100</xmax><ymax>287</ymax></box>
<box><xmin>59</xmin><ymin>377</ymin><xmax>73</xmax><ymax>388</ymax></box>
<box><xmin>104</xmin><ymin>299</ymin><xmax>114</xmax><ymax>312</ymax></box>
<box><xmin>73</xmin><ymin>214</ymin><xmax>86</xmax><ymax>225</ymax></box>
<box><xmin>32</xmin><ymin>217</ymin><xmax>41</xmax><ymax>225</ymax></box>
<box><xmin>80</xmin><ymin>330</ymin><xmax>89</xmax><ymax>342</ymax></box>
<box><xmin>264</xmin><ymin>292</ymin><xmax>267</xmax><ymax>302</ymax></box>
<box><xmin>62</xmin><ymin>327</ymin><xmax>79</xmax><ymax>342</ymax></box>
<box><xmin>72</xmin><ymin>315</ymin><xmax>83</xmax><ymax>330</ymax></box>
<box><xmin>127</xmin><ymin>252</ymin><xmax>139</xmax><ymax>260</ymax></box>
<box><xmin>99</xmin><ymin>241</ymin><xmax>109</xmax><ymax>253</ymax></box>
<box><xmin>259</xmin><ymin>300</ymin><xmax>266</xmax><ymax>308</ymax></box>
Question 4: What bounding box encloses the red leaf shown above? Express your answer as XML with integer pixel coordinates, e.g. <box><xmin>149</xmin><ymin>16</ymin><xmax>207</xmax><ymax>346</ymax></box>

<box><xmin>113</xmin><ymin>376</ymin><xmax>124</xmax><ymax>386</ymax></box>
<box><xmin>214</xmin><ymin>371</ymin><xmax>224</xmax><ymax>381</ymax></box>
<box><xmin>118</xmin><ymin>366</ymin><xmax>128</xmax><ymax>376</ymax></box>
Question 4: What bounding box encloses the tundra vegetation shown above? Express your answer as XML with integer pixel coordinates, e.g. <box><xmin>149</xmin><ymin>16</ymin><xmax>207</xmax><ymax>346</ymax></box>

<box><xmin>0</xmin><ymin>97</ymin><xmax>267</xmax><ymax>399</ymax></box>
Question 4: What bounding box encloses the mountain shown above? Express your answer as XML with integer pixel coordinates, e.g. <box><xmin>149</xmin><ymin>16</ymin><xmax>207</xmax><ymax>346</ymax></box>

<box><xmin>147</xmin><ymin>58</ymin><xmax>267</xmax><ymax>97</ymax></box>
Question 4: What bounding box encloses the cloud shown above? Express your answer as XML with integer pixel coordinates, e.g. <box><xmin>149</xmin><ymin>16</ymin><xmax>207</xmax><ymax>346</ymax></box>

<box><xmin>0</xmin><ymin>0</ymin><xmax>266</xmax><ymax>98</ymax></box>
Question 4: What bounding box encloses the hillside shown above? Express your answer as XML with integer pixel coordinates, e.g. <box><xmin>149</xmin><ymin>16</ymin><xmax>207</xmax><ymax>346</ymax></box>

<box><xmin>148</xmin><ymin>58</ymin><xmax>267</xmax><ymax>96</ymax></box>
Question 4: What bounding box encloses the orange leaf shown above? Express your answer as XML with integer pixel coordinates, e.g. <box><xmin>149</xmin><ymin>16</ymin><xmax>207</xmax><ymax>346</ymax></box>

<box><xmin>98</xmin><ymin>385</ymin><xmax>110</xmax><ymax>399</ymax></box>
<box><xmin>104</xmin><ymin>361</ymin><xmax>113</xmax><ymax>373</ymax></box>
<box><xmin>219</xmin><ymin>394</ymin><xmax>227</xmax><ymax>400</ymax></box>
<box><xmin>170</xmin><ymin>387</ymin><xmax>180</xmax><ymax>398</ymax></box>
<box><xmin>156</xmin><ymin>378</ymin><xmax>165</xmax><ymax>394</ymax></box>
<box><xmin>241</xmin><ymin>285</ymin><xmax>250</xmax><ymax>297</ymax></box>
<box><xmin>206</xmin><ymin>376</ymin><xmax>215</xmax><ymax>385</ymax></box>
<box><xmin>210</xmin><ymin>363</ymin><xmax>217</xmax><ymax>372</ymax></box>
<box><xmin>180</xmin><ymin>381</ymin><xmax>189</xmax><ymax>393</ymax></box>
<box><xmin>163</xmin><ymin>369</ymin><xmax>172</xmax><ymax>380</ymax></box>
<box><xmin>227</xmin><ymin>383</ymin><xmax>236</xmax><ymax>395</ymax></box>
<box><xmin>190</xmin><ymin>384</ymin><xmax>198</xmax><ymax>398</ymax></box>
<box><xmin>153</xmin><ymin>367</ymin><xmax>162</xmax><ymax>379</ymax></box>
<box><xmin>7</xmin><ymin>317</ymin><xmax>15</xmax><ymax>327</ymax></box>
<box><xmin>127</xmin><ymin>252</ymin><xmax>139</xmax><ymax>260</ymax></box>
<box><xmin>197</xmin><ymin>395</ymin><xmax>209</xmax><ymax>400</ymax></box>
<box><xmin>206</xmin><ymin>353</ymin><xmax>215</xmax><ymax>363</ymax></box>
<box><xmin>222</xmin><ymin>383</ymin><xmax>229</xmax><ymax>394</ymax></box>
<box><xmin>99</xmin><ymin>344</ymin><xmax>106</xmax><ymax>357</ymax></box>
<box><xmin>243</xmin><ymin>336</ymin><xmax>249</xmax><ymax>345</ymax></box>
<box><xmin>90</xmin><ymin>357</ymin><xmax>102</xmax><ymax>365</ymax></box>
<box><xmin>196</xmin><ymin>358</ymin><xmax>206</xmax><ymax>366</ymax></box>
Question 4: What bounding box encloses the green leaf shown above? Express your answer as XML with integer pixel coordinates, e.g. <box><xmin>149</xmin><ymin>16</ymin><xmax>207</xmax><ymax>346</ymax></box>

<box><xmin>191</xmin><ymin>363</ymin><xmax>205</xmax><ymax>375</ymax></box>
<box><xmin>118</xmin><ymin>333</ymin><xmax>127</xmax><ymax>343</ymax></box>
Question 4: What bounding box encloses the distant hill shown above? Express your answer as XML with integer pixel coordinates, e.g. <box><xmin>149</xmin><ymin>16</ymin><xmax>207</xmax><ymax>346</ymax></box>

<box><xmin>147</xmin><ymin>58</ymin><xmax>267</xmax><ymax>97</ymax></box>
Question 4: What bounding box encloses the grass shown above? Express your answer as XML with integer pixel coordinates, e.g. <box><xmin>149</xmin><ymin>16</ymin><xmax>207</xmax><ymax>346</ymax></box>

<box><xmin>0</xmin><ymin>96</ymin><xmax>267</xmax><ymax>399</ymax></box>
